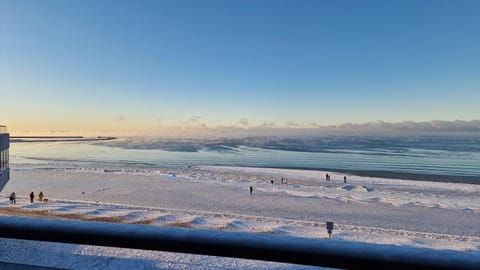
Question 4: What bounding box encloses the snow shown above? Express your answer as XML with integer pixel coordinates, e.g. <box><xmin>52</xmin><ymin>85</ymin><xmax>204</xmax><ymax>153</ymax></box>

<box><xmin>0</xmin><ymin>164</ymin><xmax>479</xmax><ymax>269</ymax></box>
<box><xmin>341</xmin><ymin>184</ymin><xmax>374</xmax><ymax>192</ymax></box>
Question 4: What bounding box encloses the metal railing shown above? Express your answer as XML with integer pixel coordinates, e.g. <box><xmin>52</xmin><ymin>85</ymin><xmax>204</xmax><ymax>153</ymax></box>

<box><xmin>0</xmin><ymin>130</ymin><xmax>10</xmax><ymax>191</ymax></box>
<box><xmin>0</xmin><ymin>216</ymin><xmax>478</xmax><ymax>270</ymax></box>
<box><xmin>0</xmin><ymin>168</ymin><xmax>10</xmax><ymax>191</ymax></box>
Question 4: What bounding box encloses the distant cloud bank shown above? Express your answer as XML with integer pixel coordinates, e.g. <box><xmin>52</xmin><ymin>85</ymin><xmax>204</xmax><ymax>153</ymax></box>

<box><xmin>154</xmin><ymin>119</ymin><xmax>480</xmax><ymax>137</ymax></box>
<box><xmin>10</xmin><ymin>120</ymin><xmax>480</xmax><ymax>137</ymax></box>
<box><xmin>326</xmin><ymin>120</ymin><xmax>480</xmax><ymax>132</ymax></box>
<box><xmin>222</xmin><ymin>119</ymin><xmax>480</xmax><ymax>133</ymax></box>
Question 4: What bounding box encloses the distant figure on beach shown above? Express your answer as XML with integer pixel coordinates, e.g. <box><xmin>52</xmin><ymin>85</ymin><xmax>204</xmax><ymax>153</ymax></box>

<box><xmin>249</xmin><ymin>186</ymin><xmax>253</xmax><ymax>195</ymax></box>
<box><xmin>9</xmin><ymin>192</ymin><xmax>16</xmax><ymax>204</ymax></box>
<box><xmin>271</xmin><ymin>180</ymin><xmax>274</xmax><ymax>184</ymax></box>
<box><xmin>326</xmin><ymin>174</ymin><xmax>330</xmax><ymax>181</ymax></box>
<box><xmin>284</xmin><ymin>178</ymin><xmax>288</xmax><ymax>184</ymax></box>
<box><xmin>39</xmin><ymin>191</ymin><xmax>44</xmax><ymax>202</ymax></box>
<box><xmin>344</xmin><ymin>176</ymin><xmax>347</xmax><ymax>184</ymax></box>
<box><xmin>29</xmin><ymin>192</ymin><xmax>34</xmax><ymax>203</ymax></box>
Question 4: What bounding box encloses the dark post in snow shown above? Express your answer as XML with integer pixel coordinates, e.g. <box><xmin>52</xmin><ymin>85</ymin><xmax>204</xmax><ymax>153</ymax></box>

<box><xmin>326</xmin><ymin>221</ymin><xmax>334</xmax><ymax>240</ymax></box>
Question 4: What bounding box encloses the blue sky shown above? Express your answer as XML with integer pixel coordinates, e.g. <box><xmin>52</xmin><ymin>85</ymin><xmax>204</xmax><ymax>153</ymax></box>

<box><xmin>1</xmin><ymin>0</ymin><xmax>479</xmax><ymax>134</ymax></box>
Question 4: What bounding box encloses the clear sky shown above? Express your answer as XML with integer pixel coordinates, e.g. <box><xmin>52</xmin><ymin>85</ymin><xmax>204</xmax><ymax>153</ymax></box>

<box><xmin>1</xmin><ymin>0</ymin><xmax>479</xmax><ymax>135</ymax></box>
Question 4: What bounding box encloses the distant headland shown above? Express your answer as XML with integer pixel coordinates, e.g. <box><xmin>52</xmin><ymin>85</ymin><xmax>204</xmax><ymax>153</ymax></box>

<box><xmin>10</xmin><ymin>136</ymin><xmax>117</xmax><ymax>143</ymax></box>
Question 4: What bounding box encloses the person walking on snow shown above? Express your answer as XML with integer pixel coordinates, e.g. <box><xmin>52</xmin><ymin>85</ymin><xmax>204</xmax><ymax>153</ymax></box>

<box><xmin>29</xmin><ymin>192</ymin><xmax>34</xmax><ymax>203</ymax></box>
<box><xmin>249</xmin><ymin>186</ymin><xmax>253</xmax><ymax>195</ymax></box>
<box><xmin>9</xmin><ymin>192</ymin><xmax>16</xmax><ymax>204</ymax></box>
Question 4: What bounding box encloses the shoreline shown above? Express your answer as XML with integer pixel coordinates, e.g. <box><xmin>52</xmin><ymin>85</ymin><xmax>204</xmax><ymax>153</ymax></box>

<box><xmin>240</xmin><ymin>165</ymin><xmax>480</xmax><ymax>185</ymax></box>
<box><xmin>11</xmin><ymin>162</ymin><xmax>480</xmax><ymax>185</ymax></box>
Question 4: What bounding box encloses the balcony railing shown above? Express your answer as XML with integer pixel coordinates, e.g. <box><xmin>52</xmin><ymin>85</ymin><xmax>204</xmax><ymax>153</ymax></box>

<box><xmin>0</xmin><ymin>216</ymin><xmax>478</xmax><ymax>270</ymax></box>
<box><xmin>0</xmin><ymin>127</ymin><xmax>9</xmax><ymax>190</ymax></box>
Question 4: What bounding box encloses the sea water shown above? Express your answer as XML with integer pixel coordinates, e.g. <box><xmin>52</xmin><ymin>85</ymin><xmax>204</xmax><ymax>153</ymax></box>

<box><xmin>9</xmin><ymin>134</ymin><xmax>480</xmax><ymax>183</ymax></box>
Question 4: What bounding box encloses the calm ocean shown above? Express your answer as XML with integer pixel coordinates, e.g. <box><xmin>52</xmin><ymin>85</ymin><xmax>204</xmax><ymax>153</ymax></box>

<box><xmin>9</xmin><ymin>134</ymin><xmax>480</xmax><ymax>184</ymax></box>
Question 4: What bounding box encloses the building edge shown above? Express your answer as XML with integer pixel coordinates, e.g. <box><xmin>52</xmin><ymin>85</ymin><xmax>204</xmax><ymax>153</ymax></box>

<box><xmin>0</xmin><ymin>126</ymin><xmax>10</xmax><ymax>190</ymax></box>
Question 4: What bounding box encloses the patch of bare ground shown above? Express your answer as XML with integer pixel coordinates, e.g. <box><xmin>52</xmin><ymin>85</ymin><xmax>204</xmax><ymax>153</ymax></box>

<box><xmin>129</xmin><ymin>219</ymin><xmax>155</xmax><ymax>225</ymax></box>
<box><xmin>0</xmin><ymin>206</ymin><xmax>216</xmax><ymax>231</ymax></box>
<box><xmin>0</xmin><ymin>207</ymin><xmax>145</xmax><ymax>225</ymax></box>
<box><xmin>165</xmin><ymin>221</ymin><xmax>193</xmax><ymax>228</ymax></box>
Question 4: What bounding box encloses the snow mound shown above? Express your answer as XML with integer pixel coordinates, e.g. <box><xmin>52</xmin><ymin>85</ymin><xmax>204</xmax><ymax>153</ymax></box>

<box><xmin>342</xmin><ymin>185</ymin><xmax>374</xmax><ymax>192</ymax></box>
<box><xmin>122</xmin><ymin>211</ymin><xmax>152</xmax><ymax>222</ymax></box>
<box><xmin>224</xmin><ymin>220</ymin><xmax>252</xmax><ymax>231</ymax></box>
<box><xmin>190</xmin><ymin>217</ymin><xmax>208</xmax><ymax>225</ymax></box>
<box><xmin>154</xmin><ymin>214</ymin><xmax>178</xmax><ymax>222</ymax></box>
<box><xmin>272</xmin><ymin>226</ymin><xmax>301</xmax><ymax>235</ymax></box>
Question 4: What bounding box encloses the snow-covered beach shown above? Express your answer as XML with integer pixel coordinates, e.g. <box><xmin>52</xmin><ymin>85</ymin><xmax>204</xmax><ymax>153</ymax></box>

<box><xmin>1</xmin><ymin>165</ymin><xmax>479</xmax><ymax>269</ymax></box>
